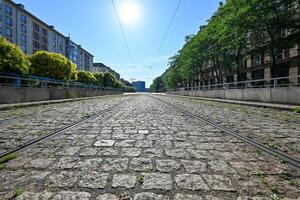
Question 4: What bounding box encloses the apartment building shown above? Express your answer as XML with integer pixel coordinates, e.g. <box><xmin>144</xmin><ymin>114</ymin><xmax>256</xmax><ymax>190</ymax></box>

<box><xmin>0</xmin><ymin>0</ymin><xmax>93</xmax><ymax>71</ymax></box>
<box><xmin>189</xmin><ymin>3</ymin><xmax>300</xmax><ymax>87</ymax></box>
<box><xmin>78</xmin><ymin>45</ymin><xmax>93</xmax><ymax>71</ymax></box>
<box><xmin>191</xmin><ymin>29</ymin><xmax>300</xmax><ymax>87</ymax></box>
<box><xmin>93</xmin><ymin>63</ymin><xmax>120</xmax><ymax>80</ymax></box>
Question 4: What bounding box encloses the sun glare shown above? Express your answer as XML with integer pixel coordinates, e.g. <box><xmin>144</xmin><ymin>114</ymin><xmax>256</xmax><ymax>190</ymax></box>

<box><xmin>118</xmin><ymin>1</ymin><xmax>141</xmax><ymax>25</ymax></box>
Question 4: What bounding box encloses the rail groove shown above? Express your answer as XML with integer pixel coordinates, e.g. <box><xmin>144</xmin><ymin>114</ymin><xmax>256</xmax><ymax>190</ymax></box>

<box><xmin>0</xmin><ymin>97</ymin><xmax>131</xmax><ymax>159</ymax></box>
<box><xmin>151</xmin><ymin>95</ymin><xmax>300</xmax><ymax>169</ymax></box>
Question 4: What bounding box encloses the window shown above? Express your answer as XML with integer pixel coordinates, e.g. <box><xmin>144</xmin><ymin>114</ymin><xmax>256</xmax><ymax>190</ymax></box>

<box><xmin>33</xmin><ymin>32</ymin><xmax>39</xmax><ymax>41</ymax></box>
<box><xmin>276</xmin><ymin>50</ymin><xmax>285</xmax><ymax>60</ymax></box>
<box><xmin>255</xmin><ymin>55</ymin><xmax>261</xmax><ymax>65</ymax></box>
<box><xmin>0</xmin><ymin>15</ymin><xmax>2</xmax><ymax>34</ymax></box>
<box><xmin>243</xmin><ymin>58</ymin><xmax>248</xmax><ymax>68</ymax></box>
<box><xmin>60</xmin><ymin>42</ymin><xmax>63</xmax><ymax>51</ymax></box>
<box><xmin>5</xmin><ymin>27</ymin><xmax>12</xmax><ymax>37</ymax></box>
<box><xmin>21</xmin><ymin>34</ymin><xmax>26</xmax><ymax>43</ymax></box>
<box><xmin>5</xmin><ymin>5</ymin><xmax>12</xmax><ymax>15</ymax></box>
<box><xmin>52</xmin><ymin>34</ymin><xmax>57</xmax><ymax>48</ymax></box>
<box><xmin>21</xmin><ymin>14</ymin><xmax>26</xmax><ymax>24</ymax></box>
<box><xmin>5</xmin><ymin>16</ymin><xmax>12</xmax><ymax>26</ymax></box>
<box><xmin>41</xmin><ymin>44</ymin><xmax>47</xmax><ymax>51</ymax></box>
<box><xmin>20</xmin><ymin>44</ymin><xmax>26</xmax><ymax>53</ymax></box>
<box><xmin>33</xmin><ymin>22</ymin><xmax>40</xmax><ymax>32</ymax></box>
<box><xmin>21</xmin><ymin>24</ymin><xmax>26</xmax><ymax>33</ymax></box>
<box><xmin>42</xmin><ymin>28</ymin><xmax>47</xmax><ymax>36</ymax></box>
<box><xmin>33</xmin><ymin>41</ymin><xmax>40</xmax><ymax>50</ymax></box>
<box><xmin>41</xmin><ymin>36</ymin><xmax>48</xmax><ymax>44</ymax></box>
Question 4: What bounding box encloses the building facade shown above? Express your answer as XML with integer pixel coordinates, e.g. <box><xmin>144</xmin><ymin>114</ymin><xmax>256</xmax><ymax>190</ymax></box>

<box><xmin>93</xmin><ymin>63</ymin><xmax>120</xmax><ymax>80</ymax></box>
<box><xmin>132</xmin><ymin>81</ymin><xmax>146</xmax><ymax>92</ymax></box>
<box><xmin>0</xmin><ymin>0</ymin><xmax>93</xmax><ymax>71</ymax></box>
<box><xmin>78</xmin><ymin>45</ymin><xmax>93</xmax><ymax>71</ymax></box>
<box><xmin>190</xmin><ymin>34</ymin><xmax>300</xmax><ymax>87</ymax></box>
<box><xmin>189</xmin><ymin>2</ymin><xmax>300</xmax><ymax>87</ymax></box>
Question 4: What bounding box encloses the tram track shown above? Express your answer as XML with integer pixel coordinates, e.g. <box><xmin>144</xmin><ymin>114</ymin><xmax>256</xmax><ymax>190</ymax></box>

<box><xmin>0</xmin><ymin>97</ymin><xmax>133</xmax><ymax>159</ymax></box>
<box><xmin>168</xmin><ymin>94</ymin><xmax>300</xmax><ymax>125</ymax></box>
<box><xmin>0</xmin><ymin>112</ymin><xmax>45</xmax><ymax>126</ymax></box>
<box><xmin>150</xmin><ymin>94</ymin><xmax>300</xmax><ymax>169</ymax></box>
<box><xmin>0</xmin><ymin>95</ymin><xmax>125</xmax><ymax>126</ymax></box>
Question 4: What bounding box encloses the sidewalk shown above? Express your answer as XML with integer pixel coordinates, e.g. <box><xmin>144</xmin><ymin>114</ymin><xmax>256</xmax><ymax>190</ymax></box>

<box><xmin>167</xmin><ymin>94</ymin><xmax>298</xmax><ymax>111</ymax></box>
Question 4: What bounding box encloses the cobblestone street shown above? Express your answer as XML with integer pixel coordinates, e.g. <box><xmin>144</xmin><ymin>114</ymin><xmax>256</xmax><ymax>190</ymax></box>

<box><xmin>0</xmin><ymin>94</ymin><xmax>299</xmax><ymax>200</ymax></box>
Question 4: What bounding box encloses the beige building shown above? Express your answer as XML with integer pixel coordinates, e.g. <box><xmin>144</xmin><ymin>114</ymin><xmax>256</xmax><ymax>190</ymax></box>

<box><xmin>0</xmin><ymin>0</ymin><xmax>93</xmax><ymax>71</ymax></box>
<box><xmin>78</xmin><ymin>45</ymin><xmax>94</xmax><ymax>71</ymax></box>
<box><xmin>192</xmin><ymin>2</ymin><xmax>300</xmax><ymax>86</ymax></box>
<box><xmin>93</xmin><ymin>63</ymin><xmax>120</xmax><ymax>80</ymax></box>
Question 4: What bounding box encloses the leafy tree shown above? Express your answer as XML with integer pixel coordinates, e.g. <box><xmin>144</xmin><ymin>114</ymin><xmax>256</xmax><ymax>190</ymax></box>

<box><xmin>122</xmin><ymin>85</ymin><xmax>136</xmax><ymax>92</ymax></box>
<box><xmin>29</xmin><ymin>51</ymin><xmax>77</xmax><ymax>80</ymax></box>
<box><xmin>69</xmin><ymin>60</ymin><xmax>77</xmax><ymax>81</ymax></box>
<box><xmin>77</xmin><ymin>70</ymin><xmax>96</xmax><ymax>84</ymax></box>
<box><xmin>93</xmin><ymin>72</ymin><xmax>104</xmax><ymax>86</ymax></box>
<box><xmin>248</xmin><ymin>0</ymin><xmax>299</xmax><ymax>70</ymax></box>
<box><xmin>0</xmin><ymin>38</ymin><xmax>30</xmax><ymax>75</ymax></box>
<box><xmin>150</xmin><ymin>76</ymin><xmax>165</xmax><ymax>92</ymax></box>
<box><xmin>151</xmin><ymin>0</ymin><xmax>300</xmax><ymax>90</ymax></box>
<box><xmin>103</xmin><ymin>72</ymin><xmax>118</xmax><ymax>87</ymax></box>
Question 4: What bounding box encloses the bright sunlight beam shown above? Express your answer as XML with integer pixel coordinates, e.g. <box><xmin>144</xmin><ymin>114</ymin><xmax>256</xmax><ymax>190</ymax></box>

<box><xmin>118</xmin><ymin>1</ymin><xmax>141</xmax><ymax>25</ymax></box>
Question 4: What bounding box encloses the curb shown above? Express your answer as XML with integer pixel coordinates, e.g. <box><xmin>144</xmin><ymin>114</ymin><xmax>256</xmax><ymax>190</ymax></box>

<box><xmin>165</xmin><ymin>94</ymin><xmax>298</xmax><ymax>111</ymax></box>
<box><xmin>0</xmin><ymin>94</ymin><xmax>124</xmax><ymax>111</ymax></box>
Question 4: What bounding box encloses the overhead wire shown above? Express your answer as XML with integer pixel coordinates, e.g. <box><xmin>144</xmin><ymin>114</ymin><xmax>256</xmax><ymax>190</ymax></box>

<box><xmin>150</xmin><ymin>0</ymin><xmax>183</xmax><ymax>69</ymax></box>
<box><xmin>111</xmin><ymin>0</ymin><xmax>135</xmax><ymax>68</ymax></box>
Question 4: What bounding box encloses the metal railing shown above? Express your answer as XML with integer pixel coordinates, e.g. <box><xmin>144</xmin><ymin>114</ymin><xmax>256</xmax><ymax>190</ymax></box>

<box><xmin>0</xmin><ymin>73</ymin><xmax>121</xmax><ymax>92</ymax></box>
<box><xmin>168</xmin><ymin>76</ymin><xmax>300</xmax><ymax>92</ymax></box>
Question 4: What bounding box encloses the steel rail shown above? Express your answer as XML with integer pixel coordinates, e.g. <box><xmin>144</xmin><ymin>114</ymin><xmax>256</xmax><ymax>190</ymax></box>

<box><xmin>171</xmin><ymin>95</ymin><xmax>299</xmax><ymax>125</ymax></box>
<box><xmin>0</xmin><ymin>95</ymin><xmax>126</xmax><ymax>125</ymax></box>
<box><xmin>150</xmin><ymin>95</ymin><xmax>300</xmax><ymax>169</ymax></box>
<box><xmin>0</xmin><ymin>112</ymin><xmax>42</xmax><ymax>125</ymax></box>
<box><xmin>0</xmin><ymin>97</ymin><xmax>132</xmax><ymax>159</ymax></box>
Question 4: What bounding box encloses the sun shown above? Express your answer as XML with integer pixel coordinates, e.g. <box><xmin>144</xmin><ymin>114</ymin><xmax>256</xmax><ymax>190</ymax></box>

<box><xmin>118</xmin><ymin>1</ymin><xmax>141</xmax><ymax>25</ymax></box>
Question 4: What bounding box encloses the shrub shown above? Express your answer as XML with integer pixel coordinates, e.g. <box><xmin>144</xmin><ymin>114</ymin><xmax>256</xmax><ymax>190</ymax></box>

<box><xmin>103</xmin><ymin>72</ymin><xmax>118</xmax><ymax>87</ymax></box>
<box><xmin>77</xmin><ymin>70</ymin><xmax>96</xmax><ymax>84</ymax></box>
<box><xmin>294</xmin><ymin>107</ymin><xmax>300</xmax><ymax>113</ymax></box>
<box><xmin>122</xmin><ymin>85</ymin><xmax>136</xmax><ymax>92</ymax></box>
<box><xmin>93</xmin><ymin>72</ymin><xmax>104</xmax><ymax>86</ymax></box>
<box><xmin>0</xmin><ymin>38</ymin><xmax>30</xmax><ymax>75</ymax></box>
<box><xmin>69</xmin><ymin>60</ymin><xmax>77</xmax><ymax>81</ymax></box>
<box><xmin>28</xmin><ymin>51</ymin><xmax>77</xmax><ymax>80</ymax></box>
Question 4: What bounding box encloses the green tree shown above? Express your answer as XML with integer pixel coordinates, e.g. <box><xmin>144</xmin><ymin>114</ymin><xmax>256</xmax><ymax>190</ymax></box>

<box><xmin>248</xmin><ymin>0</ymin><xmax>299</xmax><ymax>70</ymax></box>
<box><xmin>103</xmin><ymin>72</ymin><xmax>118</xmax><ymax>87</ymax></box>
<box><xmin>93</xmin><ymin>72</ymin><xmax>104</xmax><ymax>86</ymax></box>
<box><xmin>0</xmin><ymin>38</ymin><xmax>30</xmax><ymax>75</ymax></box>
<box><xmin>29</xmin><ymin>51</ymin><xmax>77</xmax><ymax>80</ymax></box>
<box><xmin>122</xmin><ymin>85</ymin><xmax>136</xmax><ymax>92</ymax></box>
<box><xmin>150</xmin><ymin>76</ymin><xmax>165</xmax><ymax>92</ymax></box>
<box><xmin>77</xmin><ymin>70</ymin><xmax>96</xmax><ymax>84</ymax></box>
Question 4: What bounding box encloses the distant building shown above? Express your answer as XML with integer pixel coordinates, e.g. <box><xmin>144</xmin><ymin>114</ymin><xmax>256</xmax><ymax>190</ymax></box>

<box><xmin>77</xmin><ymin>45</ymin><xmax>93</xmax><ymax>71</ymax></box>
<box><xmin>132</xmin><ymin>81</ymin><xmax>146</xmax><ymax>92</ymax></box>
<box><xmin>0</xmin><ymin>0</ymin><xmax>93</xmax><ymax>71</ymax></box>
<box><xmin>93</xmin><ymin>63</ymin><xmax>120</xmax><ymax>80</ymax></box>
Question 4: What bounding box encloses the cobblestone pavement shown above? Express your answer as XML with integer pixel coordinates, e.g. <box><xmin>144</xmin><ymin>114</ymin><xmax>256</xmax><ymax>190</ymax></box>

<box><xmin>0</xmin><ymin>94</ymin><xmax>299</xmax><ymax>200</ymax></box>
<box><xmin>0</xmin><ymin>95</ymin><xmax>130</xmax><ymax>154</ymax></box>
<box><xmin>156</xmin><ymin>94</ymin><xmax>300</xmax><ymax>159</ymax></box>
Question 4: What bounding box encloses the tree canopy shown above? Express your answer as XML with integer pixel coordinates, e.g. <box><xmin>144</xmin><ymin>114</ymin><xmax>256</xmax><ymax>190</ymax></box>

<box><xmin>0</xmin><ymin>38</ymin><xmax>30</xmax><ymax>75</ymax></box>
<box><xmin>29</xmin><ymin>51</ymin><xmax>77</xmax><ymax>81</ymax></box>
<box><xmin>150</xmin><ymin>0</ymin><xmax>299</xmax><ymax>91</ymax></box>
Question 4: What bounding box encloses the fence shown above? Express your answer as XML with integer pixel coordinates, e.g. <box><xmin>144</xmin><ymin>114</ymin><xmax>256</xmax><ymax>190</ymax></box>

<box><xmin>0</xmin><ymin>73</ymin><xmax>121</xmax><ymax>92</ymax></box>
<box><xmin>168</xmin><ymin>76</ymin><xmax>300</xmax><ymax>92</ymax></box>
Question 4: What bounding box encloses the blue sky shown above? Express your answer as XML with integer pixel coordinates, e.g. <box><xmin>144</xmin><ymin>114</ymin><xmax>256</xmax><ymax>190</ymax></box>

<box><xmin>16</xmin><ymin>0</ymin><xmax>221</xmax><ymax>87</ymax></box>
